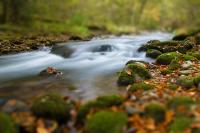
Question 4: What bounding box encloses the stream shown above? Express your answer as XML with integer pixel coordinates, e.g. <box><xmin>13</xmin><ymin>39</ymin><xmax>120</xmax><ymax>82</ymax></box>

<box><xmin>0</xmin><ymin>32</ymin><xmax>172</xmax><ymax>101</ymax></box>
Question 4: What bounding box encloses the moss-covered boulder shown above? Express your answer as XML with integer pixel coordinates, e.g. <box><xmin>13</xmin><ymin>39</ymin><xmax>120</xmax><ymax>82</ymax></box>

<box><xmin>117</xmin><ymin>63</ymin><xmax>151</xmax><ymax>86</ymax></box>
<box><xmin>31</xmin><ymin>94</ymin><xmax>72</xmax><ymax>123</ymax></box>
<box><xmin>127</xmin><ymin>63</ymin><xmax>151</xmax><ymax>79</ymax></box>
<box><xmin>146</xmin><ymin>49</ymin><xmax>162</xmax><ymax>59</ymax></box>
<box><xmin>117</xmin><ymin>71</ymin><xmax>135</xmax><ymax>86</ymax></box>
<box><xmin>169</xmin><ymin>59</ymin><xmax>181</xmax><ymax>70</ymax></box>
<box><xmin>176</xmin><ymin>76</ymin><xmax>194</xmax><ymax>88</ymax></box>
<box><xmin>129</xmin><ymin>82</ymin><xmax>154</xmax><ymax>92</ymax></box>
<box><xmin>138</xmin><ymin>40</ymin><xmax>193</xmax><ymax>53</ymax></box>
<box><xmin>168</xmin><ymin>116</ymin><xmax>193</xmax><ymax>133</ymax></box>
<box><xmin>77</xmin><ymin>95</ymin><xmax>124</xmax><ymax>124</ymax></box>
<box><xmin>167</xmin><ymin>96</ymin><xmax>195</xmax><ymax>109</ymax></box>
<box><xmin>0</xmin><ymin>112</ymin><xmax>18</xmax><ymax>133</ymax></box>
<box><xmin>160</xmin><ymin>69</ymin><xmax>173</xmax><ymax>75</ymax></box>
<box><xmin>172</xmin><ymin>34</ymin><xmax>189</xmax><ymax>41</ymax></box>
<box><xmin>86</xmin><ymin>111</ymin><xmax>127</xmax><ymax>133</ymax></box>
<box><xmin>156</xmin><ymin>52</ymin><xmax>181</xmax><ymax>65</ymax></box>
<box><xmin>187</xmin><ymin>52</ymin><xmax>200</xmax><ymax>60</ymax></box>
<box><xmin>194</xmin><ymin>75</ymin><xmax>200</xmax><ymax>86</ymax></box>
<box><xmin>144</xmin><ymin>103</ymin><xmax>166</xmax><ymax>123</ymax></box>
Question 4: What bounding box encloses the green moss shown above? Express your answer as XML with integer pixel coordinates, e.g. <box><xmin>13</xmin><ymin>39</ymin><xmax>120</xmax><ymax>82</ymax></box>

<box><xmin>77</xmin><ymin>95</ymin><xmax>124</xmax><ymax>124</ymax></box>
<box><xmin>117</xmin><ymin>71</ymin><xmax>135</xmax><ymax>86</ymax></box>
<box><xmin>194</xmin><ymin>76</ymin><xmax>200</xmax><ymax>86</ymax></box>
<box><xmin>156</xmin><ymin>52</ymin><xmax>181</xmax><ymax>65</ymax></box>
<box><xmin>31</xmin><ymin>94</ymin><xmax>72</xmax><ymax>123</ymax></box>
<box><xmin>161</xmin><ymin>69</ymin><xmax>173</xmax><ymax>75</ymax></box>
<box><xmin>168</xmin><ymin>116</ymin><xmax>193</xmax><ymax>133</ymax></box>
<box><xmin>187</xmin><ymin>52</ymin><xmax>200</xmax><ymax>60</ymax></box>
<box><xmin>86</xmin><ymin>111</ymin><xmax>127</xmax><ymax>133</ymax></box>
<box><xmin>169</xmin><ymin>59</ymin><xmax>181</xmax><ymax>70</ymax></box>
<box><xmin>182</xmin><ymin>54</ymin><xmax>197</xmax><ymax>61</ymax></box>
<box><xmin>129</xmin><ymin>82</ymin><xmax>154</xmax><ymax>92</ymax></box>
<box><xmin>146</xmin><ymin>49</ymin><xmax>162</xmax><ymax>59</ymax></box>
<box><xmin>144</xmin><ymin>103</ymin><xmax>166</xmax><ymax>123</ymax></box>
<box><xmin>176</xmin><ymin>76</ymin><xmax>194</xmax><ymax>88</ymax></box>
<box><xmin>168</xmin><ymin>96</ymin><xmax>195</xmax><ymax>109</ymax></box>
<box><xmin>0</xmin><ymin>112</ymin><xmax>18</xmax><ymax>133</ymax></box>
<box><xmin>168</xmin><ymin>83</ymin><xmax>178</xmax><ymax>91</ymax></box>
<box><xmin>127</xmin><ymin>63</ymin><xmax>151</xmax><ymax>79</ymax></box>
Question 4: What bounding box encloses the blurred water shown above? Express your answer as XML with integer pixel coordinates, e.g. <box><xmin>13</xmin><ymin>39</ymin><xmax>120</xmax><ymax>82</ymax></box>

<box><xmin>0</xmin><ymin>32</ymin><xmax>172</xmax><ymax>101</ymax></box>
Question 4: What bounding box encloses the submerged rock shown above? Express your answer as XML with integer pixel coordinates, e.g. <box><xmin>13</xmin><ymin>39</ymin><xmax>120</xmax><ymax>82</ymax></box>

<box><xmin>92</xmin><ymin>45</ymin><xmax>114</xmax><ymax>52</ymax></box>
<box><xmin>39</xmin><ymin>67</ymin><xmax>63</xmax><ymax>77</ymax></box>
<box><xmin>51</xmin><ymin>45</ymin><xmax>74</xmax><ymax>58</ymax></box>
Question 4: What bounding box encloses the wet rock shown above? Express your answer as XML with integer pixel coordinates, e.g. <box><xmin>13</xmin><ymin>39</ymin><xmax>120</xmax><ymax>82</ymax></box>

<box><xmin>156</xmin><ymin>52</ymin><xmax>181</xmax><ymax>65</ymax></box>
<box><xmin>39</xmin><ymin>67</ymin><xmax>63</xmax><ymax>77</ymax></box>
<box><xmin>51</xmin><ymin>45</ymin><xmax>74</xmax><ymax>58</ymax></box>
<box><xmin>125</xmin><ymin>60</ymin><xmax>148</xmax><ymax>67</ymax></box>
<box><xmin>172</xmin><ymin>34</ymin><xmax>188</xmax><ymax>41</ymax></box>
<box><xmin>1</xmin><ymin>99</ymin><xmax>29</xmax><ymax>113</ymax></box>
<box><xmin>146</xmin><ymin>49</ymin><xmax>162</xmax><ymax>59</ymax></box>
<box><xmin>93</xmin><ymin>45</ymin><xmax>113</xmax><ymax>52</ymax></box>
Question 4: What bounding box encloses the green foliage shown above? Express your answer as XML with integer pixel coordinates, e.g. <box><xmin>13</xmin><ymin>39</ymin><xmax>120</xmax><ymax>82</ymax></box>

<box><xmin>31</xmin><ymin>94</ymin><xmax>72</xmax><ymax>123</ymax></box>
<box><xmin>187</xmin><ymin>52</ymin><xmax>200</xmax><ymax>60</ymax></box>
<box><xmin>168</xmin><ymin>96</ymin><xmax>195</xmax><ymax>109</ymax></box>
<box><xmin>86</xmin><ymin>111</ymin><xmax>127</xmax><ymax>133</ymax></box>
<box><xmin>129</xmin><ymin>82</ymin><xmax>154</xmax><ymax>92</ymax></box>
<box><xmin>77</xmin><ymin>95</ymin><xmax>124</xmax><ymax>124</ymax></box>
<box><xmin>144</xmin><ymin>103</ymin><xmax>166</xmax><ymax>123</ymax></box>
<box><xmin>0</xmin><ymin>112</ymin><xmax>18</xmax><ymax>133</ymax></box>
<box><xmin>161</xmin><ymin>69</ymin><xmax>173</xmax><ymax>75</ymax></box>
<box><xmin>168</xmin><ymin>116</ymin><xmax>193</xmax><ymax>133</ymax></box>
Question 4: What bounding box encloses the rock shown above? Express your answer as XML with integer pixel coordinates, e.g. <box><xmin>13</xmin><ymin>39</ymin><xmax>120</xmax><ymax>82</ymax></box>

<box><xmin>129</xmin><ymin>82</ymin><xmax>154</xmax><ymax>92</ymax></box>
<box><xmin>93</xmin><ymin>45</ymin><xmax>113</xmax><ymax>52</ymax></box>
<box><xmin>125</xmin><ymin>106</ymin><xmax>142</xmax><ymax>115</ymax></box>
<box><xmin>168</xmin><ymin>96</ymin><xmax>195</xmax><ymax>109</ymax></box>
<box><xmin>156</xmin><ymin>52</ymin><xmax>181</xmax><ymax>65</ymax></box>
<box><xmin>179</xmin><ymin>70</ymin><xmax>195</xmax><ymax>75</ymax></box>
<box><xmin>169</xmin><ymin>59</ymin><xmax>181</xmax><ymax>70</ymax></box>
<box><xmin>86</xmin><ymin>111</ymin><xmax>128</xmax><ymax>133</ymax></box>
<box><xmin>1</xmin><ymin>99</ymin><xmax>29</xmax><ymax>113</ymax></box>
<box><xmin>181</xmin><ymin>61</ymin><xmax>193</xmax><ymax>69</ymax></box>
<box><xmin>172</xmin><ymin>34</ymin><xmax>188</xmax><ymax>41</ymax></box>
<box><xmin>31</xmin><ymin>94</ymin><xmax>73</xmax><ymax>123</ymax></box>
<box><xmin>39</xmin><ymin>67</ymin><xmax>63</xmax><ymax>77</ymax></box>
<box><xmin>176</xmin><ymin>76</ymin><xmax>194</xmax><ymax>88</ymax></box>
<box><xmin>125</xmin><ymin>60</ymin><xmax>148</xmax><ymax>67</ymax></box>
<box><xmin>51</xmin><ymin>45</ymin><xmax>74</xmax><ymax>58</ymax></box>
<box><xmin>146</xmin><ymin>49</ymin><xmax>162</xmax><ymax>59</ymax></box>
<box><xmin>187</xmin><ymin>52</ymin><xmax>200</xmax><ymax>60</ymax></box>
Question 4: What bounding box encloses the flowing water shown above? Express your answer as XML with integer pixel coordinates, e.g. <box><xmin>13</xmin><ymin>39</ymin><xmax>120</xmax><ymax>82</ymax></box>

<box><xmin>0</xmin><ymin>32</ymin><xmax>172</xmax><ymax>101</ymax></box>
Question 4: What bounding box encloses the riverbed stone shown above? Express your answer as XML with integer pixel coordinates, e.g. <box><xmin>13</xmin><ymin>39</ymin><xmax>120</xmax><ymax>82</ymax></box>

<box><xmin>39</xmin><ymin>67</ymin><xmax>63</xmax><ymax>77</ymax></box>
<box><xmin>146</xmin><ymin>49</ymin><xmax>162</xmax><ymax>59</ymax></box>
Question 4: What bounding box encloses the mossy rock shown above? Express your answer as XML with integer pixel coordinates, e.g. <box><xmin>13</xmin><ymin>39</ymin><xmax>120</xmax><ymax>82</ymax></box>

<box><xmin>86</xmin><ymin>111</ymin><xmax>127</xmax><ymax>133</ymax></box>
<box><xmin>168</xmin><ymin>116</ymin><xmax>193</xmax><ymax>133</ymax></box>
<box><xmin>172</xmin><ymin>34</ymin><xmax>189</xmax><ymax>41</ymax></box>
<box><xmin>176</xmin><ymin>76</ymin><xmax>194</xmax><ymax>88</ymax></box>
<box><xmin>77</xmin><ymin>95</ymin><xmax>124</xmax><ymax>124</ymax></box>
<box><xmin>156</xmin><ymin>52</ymin><xmax>181</xmax><ymax>65</ymax></box>
<box><xmin>194</xmin><ymin>76</ymin><xmax>200</xmax><ymax>86</ymax></box>
<box><xmin>187</xmin><ymin>52</ymin><xmax>200</xmax><ymax>60</ymax></box>
<box><xmin>168</xmin><ymin>96</ymin><xmax>195</xmax><ymax>109</ymax></box>
<box><xmin>144</xmin><ymin>103</ymin><xmax>166</xmax><ymax>123</ymax></box>
<box><xmin>117</xmin><ymin>71</ymin><xmax>135</xmax><ymax>86</ymax></box>
<box><xmin>161</xmin><ymin>69</ymin><xmax>173</xmax><ymax>75</ymax></box>
<box><xmin>0</xmin><ymin>112</ymin><xmax>18</xmax><ymax>133</ymax></box>
<box><xmin>169</xmin><ymin>59</ymin><xmax>181</xmax><ymax>70</ymax></box>
<box><xmin>146</xmin><ymin>49</ymin><xmax>162</xmax><ymax>59</ymax></box>
<box><xmin>168</xmin><ymin>83</ymin><xmax>178</xmax><ymax>91</ymax></box>
<box><xmin>138</xmin><ymin>40</ymin><xmax>193</xmax><ymax>53</ymax></box>
<box><xmin>129</xmin><ymin>82</ymin><xmax>154</xmax><ymax>92</ymax></box>
<box><xmin>127</xmin><ymin>63</ymin><xmax>151</xmax><ymax>79</ymax></box>
<box><xmin>31</xmin><ymin>94</ymin><xmax>72</xmax><ymax>123</ymax></box>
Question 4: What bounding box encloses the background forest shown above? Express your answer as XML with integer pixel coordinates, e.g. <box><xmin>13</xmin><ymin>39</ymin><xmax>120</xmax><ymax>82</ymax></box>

<box><xmin>0</xmin><ymin>0</ymin><xmax>200</xmax><ymax>37</ymax></box>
